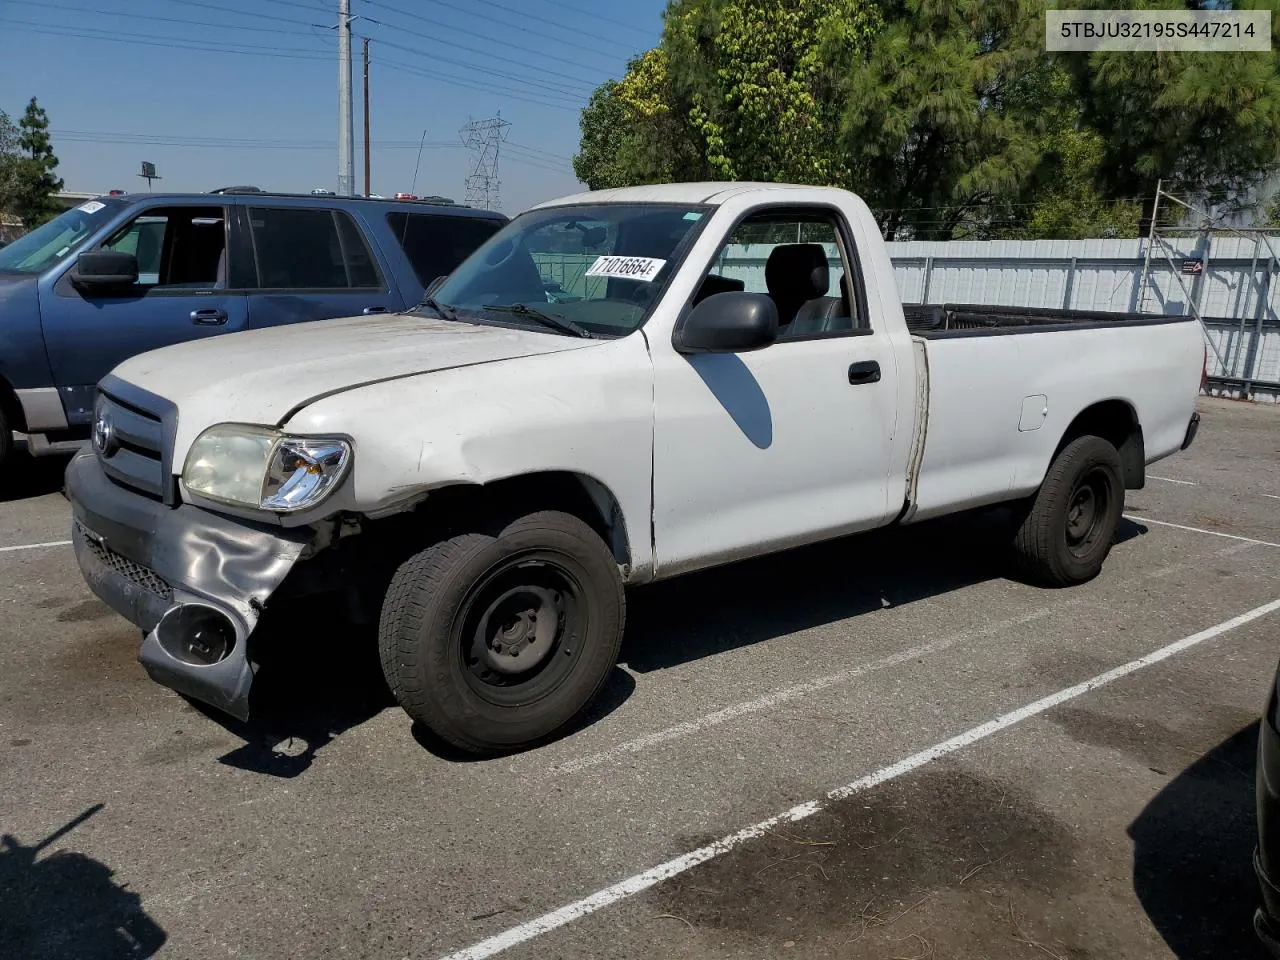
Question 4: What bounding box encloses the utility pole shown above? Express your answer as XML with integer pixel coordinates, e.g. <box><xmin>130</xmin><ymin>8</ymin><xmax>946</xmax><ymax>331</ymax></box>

<box><xmin>337</xmin><ymin>0</ymin><xmax>354</xmax><ymax>196</ymax></box>
<box><xmin>362</xmin><ymin>37</ymin><xmax>371</xmax><ymax>197</ymax></box>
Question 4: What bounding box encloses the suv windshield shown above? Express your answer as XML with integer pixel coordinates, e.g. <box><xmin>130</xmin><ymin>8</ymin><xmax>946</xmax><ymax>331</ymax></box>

<box><xmin>427</xmin><ymin>203</ymin><xmax>710</xmax><ymax>337</ymax></box>
<box><xmin>0</xmin><ymin>198</ymin><xmax>126</xmax><ymax>274</ymax></box>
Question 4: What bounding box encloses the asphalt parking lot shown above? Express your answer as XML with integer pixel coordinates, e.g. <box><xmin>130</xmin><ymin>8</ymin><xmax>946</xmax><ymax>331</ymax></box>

<box><xmin>2</xmin><ymin>396</ymin><xmax>1278</xmax><ymax>960</ymax></box>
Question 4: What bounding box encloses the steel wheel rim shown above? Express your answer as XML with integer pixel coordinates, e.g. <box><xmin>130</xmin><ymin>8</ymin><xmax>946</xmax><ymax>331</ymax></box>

<box><xmin>455</xmin><ymin>552</ymin><xmax>586</xmax><ymax>707</ymax></box>
<box><xmin>1065</xmin><ymin>467</ymin><xmax>1111</xmax><ymax>558</ymax></box>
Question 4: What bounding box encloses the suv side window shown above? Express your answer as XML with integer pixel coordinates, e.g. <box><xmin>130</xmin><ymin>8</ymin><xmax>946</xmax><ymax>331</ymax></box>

<box><xmin>100</xmin><ymin>206</ymin><xmax>227</xmax><ymax>289</ymax></box>
<box><xmin>248</xmin><ymin>207</ymin><xmax>384</xmax><ymax>290</ymax></box>
<box><xmin>385</xmin><ymin>212</ymin><xmax>503</xmax><ymax>286</ymax></box>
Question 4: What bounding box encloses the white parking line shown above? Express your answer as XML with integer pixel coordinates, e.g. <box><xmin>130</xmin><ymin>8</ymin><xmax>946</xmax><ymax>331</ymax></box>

<box><xmin>439</xmin><ymin>596</ymin><xmax>1280</xmax><ymax>960</ymax></box>
<box><xmin>1265</xmin><ymin>495</ymin><xmax>1280</xmax><ymax>501</ymax></box>
<box><xmin>1129</xmin><ymin>515</ymin><xmax>1280</xmax><ymax>549</ymax></box>
<box><xmin>1147</xmin><ymin>475</ymin><xmax>1198</xmax><ymax>486</ymax></box>
<box><xmin>0</xmin><ymin>539</ymin><xmax>72</xmax><ymax>554</ymax></box>
<box><xmin>555</xmin><ymin>607</ymin><xmax>1054</xmax><ymax>775</ymax></box>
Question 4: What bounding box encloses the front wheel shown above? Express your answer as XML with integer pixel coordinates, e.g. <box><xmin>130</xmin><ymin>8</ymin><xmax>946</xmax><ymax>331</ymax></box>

<box><xmin>378</xmin><ymin>510</ymin><xmax>625</xmax><ymax>755</ymax></box>
<box><xmin>1012</xmin><ymin>435</ymin><xmax>1125</xmax><ymax>587</ymax></box>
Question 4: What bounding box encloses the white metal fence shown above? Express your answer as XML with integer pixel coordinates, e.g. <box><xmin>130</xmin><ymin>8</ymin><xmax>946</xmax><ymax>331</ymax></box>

<box><xmin>883</xmin><ymin>236</ymin><xmax>1280</xmax><ymax>401</ymax></box>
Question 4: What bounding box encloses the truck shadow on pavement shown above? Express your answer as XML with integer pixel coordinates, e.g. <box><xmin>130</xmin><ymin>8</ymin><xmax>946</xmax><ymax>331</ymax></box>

<box><xmin>196</xmin><ymin>512</ymin><xmax>1147</xmax><ymax>771</ymax></box>
<box><xmin>0</xmin><ymin>449</ymin><xmax>72</xmax><ymax>502</ymax></box>
<box><xmin>0</xmin><ymin>804</ymin><xmax>166</xmax><ymax>959</ymax></box>
<box><xmin>623</xmin><ymin>511</ymin><xmax>1147</xmax><ymax>672</ymax></box>
<box><xmin>197</xmin><ymin>610</ymin><xmax>636</xmax><ymax>772</ymax></box>
<box><xmin>1129</xmin><ymin>722</ymin><xmax>1267</xmax><ymax>960</ymax></box>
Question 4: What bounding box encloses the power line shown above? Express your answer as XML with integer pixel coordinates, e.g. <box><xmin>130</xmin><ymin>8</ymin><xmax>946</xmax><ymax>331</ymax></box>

<box><xmin>363</xmin><ymin>0</ymin><xmax>614</xmax><ymax>84</ymax></box>
<box><xmin>6</xmin><ymin>22</ymin><xmax>333</xmax><ymax>59</ymax></box>
<box><xmin>51</xmin><ymin>129</ymin><xmax>465</xmax><ymax>150</ymax></box>
<box><xmin>542</xmin><ymin>0</ymin><xmax>658</xmax><ymax>38</ymax></box>
<box><xmin>369</xmin><ymin>35</ymin><xmax>589</xmax><ymax>101</ymax></box>
<box><xmin>375</xmin><ymin>56</ymin><xmax>581</xmax><ymax>112</ymax></box>
<box><xmin>259</xmin><ymin>0</ymin><xmax>333</xmax><ymax>14</ymax></box>
<box><xmin>506</xmin><ymin>141</ymin><xmax>572</xmax><ymax>162</ymax></box>
<box><xmin>409</xmin><ymin>0</ymin><xmax>637</xmax><ymax>53</ymax></box>
<box><xmin>168</xmin><ymin>0</ymin><xmax>327</xmax><ymax>27</ymax></box>
<box><xmin>29</xmin><ymin>1</ymin><xmax>322</xmax><ymax>37</ymax></box>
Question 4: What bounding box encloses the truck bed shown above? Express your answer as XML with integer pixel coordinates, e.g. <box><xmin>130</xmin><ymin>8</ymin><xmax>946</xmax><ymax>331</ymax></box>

<box><xmin>903</xmin><ymin>303</ymin><xmax>1191</xmax><ymax>337</ymax></box>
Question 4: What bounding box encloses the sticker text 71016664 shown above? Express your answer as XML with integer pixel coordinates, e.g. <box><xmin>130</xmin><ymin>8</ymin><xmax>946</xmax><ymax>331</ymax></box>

<box><xmin>584</xmin><ymin>256</ymin><xmax>667</xmax><ymax>282</ymax></box>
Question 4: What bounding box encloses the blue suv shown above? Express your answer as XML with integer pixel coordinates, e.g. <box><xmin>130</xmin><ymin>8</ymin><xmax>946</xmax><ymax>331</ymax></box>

<box><xmin>0</xmin><ymin>191</ymin><xmax>506</xmax><ymax>472</ymax></box>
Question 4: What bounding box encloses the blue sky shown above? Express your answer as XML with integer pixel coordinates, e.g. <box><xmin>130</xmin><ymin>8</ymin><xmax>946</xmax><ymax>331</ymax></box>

<box><xmin>0</xmin><ymin>0</ymin><xmax>667</xmax><ymax>212</ymax></box>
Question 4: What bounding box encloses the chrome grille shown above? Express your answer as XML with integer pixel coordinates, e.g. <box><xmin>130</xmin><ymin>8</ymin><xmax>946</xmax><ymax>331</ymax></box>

<box><xmin>76</xmin><ymin>522</ymin><xmax>173</xmax><ymax>601</ymax></box>
<box><xmin>95</xmin><ymin>388</ymin><xmax>167</xmax><ymax>501</ymax></box>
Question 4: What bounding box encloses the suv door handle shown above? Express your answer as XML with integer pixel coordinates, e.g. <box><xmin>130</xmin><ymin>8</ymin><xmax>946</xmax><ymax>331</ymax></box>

<box><xmin>848</xmin><ymin>360</ymin><xmax>881</xmax><ymax>385</ymax></box>
<box><xmin>190</xmin><ymin>308</ymin><xmax>228</xmax><ymax>325</ymax></box>
<box><xmin>362</xmin><ymin>305</ymin><xmax>389</xmax><ymax>315</ymax></box>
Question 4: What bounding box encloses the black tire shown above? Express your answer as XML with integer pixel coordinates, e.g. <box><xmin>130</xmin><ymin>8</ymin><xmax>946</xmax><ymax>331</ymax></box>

<box><xmin>0</xmin><ymin>405</ymin><xmax>11</xmax><ymax>473</ymax></box>
<box><xmin>1012</xmin><ymin>435</ymin><xmax>1125</xmax><ymax>587</ymax></box>
<box><xmin>378</xmin><ymin>510</ymin><xmax>625</xmax><ymax>755</ymax></box>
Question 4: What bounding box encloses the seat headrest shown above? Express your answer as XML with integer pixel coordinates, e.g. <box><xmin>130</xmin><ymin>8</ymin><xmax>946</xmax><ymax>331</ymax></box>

<box><xmin>765</xmin><ymin>244</ymin><xmax>830</xmax><ymax>301</ymax></box>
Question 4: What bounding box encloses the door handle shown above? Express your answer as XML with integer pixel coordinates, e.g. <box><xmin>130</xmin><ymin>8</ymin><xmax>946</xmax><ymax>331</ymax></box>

<box><xmin>190</xmin><ymin>308</ymin><xmax>228</xmax><ymax>325</ymax></box>
<box><xmin>362</xmin><ymin>305</ymin><xmax>389</xmax><ymax>315</ymax></box>
<box><xmin>848</xmin><ymin>360</ymin><xmax>881</xmax><ymax>385</ymax></box>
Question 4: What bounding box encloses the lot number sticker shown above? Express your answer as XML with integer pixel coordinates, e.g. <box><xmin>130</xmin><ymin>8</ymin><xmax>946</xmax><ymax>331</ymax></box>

<box><xmin>585</xmin><ymin>256</ymin><xmax>666</xmax><ymax>282</ymax></box>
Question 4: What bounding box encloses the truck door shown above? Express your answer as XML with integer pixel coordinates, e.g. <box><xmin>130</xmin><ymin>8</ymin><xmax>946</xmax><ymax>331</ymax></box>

<box><xmin>650</xmin><ymin>205</ymin><xmax>901</xmax><ymax>576</ymax></box>
<box><xmin>242</xmin><ymin>204</ymin><xmax>400</xmax><ymax>327</ymax></box>
<box><xmin>39</xmin><ymin>201</ymin><xmax>248</xmax><ymax>425</ymax></box>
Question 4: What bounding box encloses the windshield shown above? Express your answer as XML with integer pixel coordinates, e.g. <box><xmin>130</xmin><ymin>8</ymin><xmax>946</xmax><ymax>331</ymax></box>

<box><xmin>428</xmin><ymin>203</ymin><xmax>710</xmax><ymax>337</ymax></box>
<box><xmin>0</xmin><ymin>199</ymin><xmax>126</xmax><ymax>274</ymax></box>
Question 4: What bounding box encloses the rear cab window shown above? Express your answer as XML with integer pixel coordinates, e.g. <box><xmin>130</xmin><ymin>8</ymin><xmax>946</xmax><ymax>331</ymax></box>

<box><xmin>247</xmin><ymin>206</ymin><xmax>383</xmax><ymax>289</ymax></box>
<box><xmin>385</xmin><ymin>211</ymin><xmax>504</xmax><ymax>286</ymax></box>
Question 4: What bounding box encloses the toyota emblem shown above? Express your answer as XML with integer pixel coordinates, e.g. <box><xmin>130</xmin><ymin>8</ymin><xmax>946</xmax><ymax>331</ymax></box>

<box><xmin>93</xmin><ymin>408</ymin><xmax>118</xmax><ymax>458</ymax></box>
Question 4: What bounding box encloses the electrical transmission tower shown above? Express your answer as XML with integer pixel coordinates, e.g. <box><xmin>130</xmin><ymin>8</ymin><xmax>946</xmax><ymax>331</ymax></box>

<box><xmin>459</xmin><ymin>116</ymin><xmax>511</xmax><ymax>210</ymax></box>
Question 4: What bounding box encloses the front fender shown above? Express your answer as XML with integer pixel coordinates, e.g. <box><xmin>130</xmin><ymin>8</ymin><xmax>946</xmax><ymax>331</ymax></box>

<box><xmin>284</xmin><ymin>334</ymin><xmax>657</xmax><ymax>579</ymax></box>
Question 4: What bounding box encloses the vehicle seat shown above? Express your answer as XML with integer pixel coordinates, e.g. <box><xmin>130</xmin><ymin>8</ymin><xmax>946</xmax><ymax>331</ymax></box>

<box><xmin>783</xmin><ymin>273</ymin><xmax>857</xmax><ymax>339</ymax></box>
<box><xmin>693</xmin><ymin>273</ymin><xmax>746</xmax><ymax>306</ymax></box>
<box><xmin>765</xmin><ymin>244</ymin><xmax>829</xmax><ymax>332</ymax></box>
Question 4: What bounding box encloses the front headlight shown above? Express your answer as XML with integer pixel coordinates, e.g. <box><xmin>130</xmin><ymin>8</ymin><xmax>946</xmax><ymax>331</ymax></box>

<box><xmin>183</xmin><ymin>424</ymin><xmax>351</xmax><ymax>513</ymax></box>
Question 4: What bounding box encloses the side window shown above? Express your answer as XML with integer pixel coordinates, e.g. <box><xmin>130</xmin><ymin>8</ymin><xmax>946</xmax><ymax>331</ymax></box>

<box><xmin>385</xmin><ymin>212</ymin><xmax>503</xmax><ymax>286</ymax></box>
<box><xmin>699</xmin><ymin>211</ymin><xmax>862</xmax><ymax>339</ymax></box>
<box><xmin>100</xmin><ymin>206</ymin><xmax>227</xmax><ymax>290</ymax></box>
<box><xmin>249</xmin><ymin>207</ymin><xmax>383</xmax><ymax>290</ymax></box>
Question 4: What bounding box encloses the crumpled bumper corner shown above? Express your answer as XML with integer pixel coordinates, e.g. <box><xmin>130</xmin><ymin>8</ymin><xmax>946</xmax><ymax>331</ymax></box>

<box><xmin>66</xmin><ymin>448</ymin><xmax>313</xmax><ymax>720</ymax></box>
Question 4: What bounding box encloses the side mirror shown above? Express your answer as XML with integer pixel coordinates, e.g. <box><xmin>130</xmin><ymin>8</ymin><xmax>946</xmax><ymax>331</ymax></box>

<box><xmin>424</xmin><ymin>275</ymin><xmax>447</xmax><ymax>297</ymax></box>
<box><xmin>673</xmin><ymin>291</ymin><xmax>778</xmax><ymax>354</ymax></box>
<box><xmin>71</xmin><ymin>250</ymin><xmax>138</xmax><ymax>290</ymax></box>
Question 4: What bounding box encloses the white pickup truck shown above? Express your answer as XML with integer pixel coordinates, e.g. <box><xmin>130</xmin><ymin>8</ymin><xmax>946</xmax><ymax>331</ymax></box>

<box><xmin>66</xmin><ymin>182</ymin><xmax>1205</xmax><ymax>754</ymax></box>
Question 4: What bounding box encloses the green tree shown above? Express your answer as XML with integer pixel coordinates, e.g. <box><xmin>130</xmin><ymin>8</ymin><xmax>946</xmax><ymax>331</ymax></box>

<box><xmin>662</xmin><ymin>0</ymin><xmax>881</xmax><ymax>185</ymax></box>
<box><xmin>573</xmin><ymin>50</ymin><xmax>710</xmax><ymax>189</ymax></box>
<box><xmin>1061</xmin><ymin>0</ymin><xmax>1280</xmax><ymax>211</ymax></box>
<box><xmin>574</xmin><ymin>0</ymin><xmax>1280</xmax><ymax>240</ymax></box>
<box><xmin>11</xmin><ymin>98</ymin><xmax>64</xmax><ymax>228</ymax></box>
<box><xmin>0</xmin><ymin>110</ymin><xmax>19</xmax><ymax>217</ymax></box>
<box><xmin>838</xmin><ymin>0</ymin><xmax>1062</xmax><ymax>239</ymax></box>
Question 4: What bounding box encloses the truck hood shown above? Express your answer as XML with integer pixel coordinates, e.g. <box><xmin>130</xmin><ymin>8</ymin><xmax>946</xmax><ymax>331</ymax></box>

<box><xmin>111</xmin><ymin>312</ymin><xmax>600</xmax><ymax>442</ymax></box>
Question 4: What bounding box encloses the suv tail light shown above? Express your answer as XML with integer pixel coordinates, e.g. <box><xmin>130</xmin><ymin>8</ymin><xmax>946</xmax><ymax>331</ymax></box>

<box><xmin>1202</xmin><ymin>343</ymin><xmax>1209</xmax><ymax>390</ymax></box>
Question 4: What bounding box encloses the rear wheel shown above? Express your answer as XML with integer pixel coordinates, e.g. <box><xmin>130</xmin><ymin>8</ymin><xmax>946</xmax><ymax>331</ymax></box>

<box><xmin>1012</xmin><ymin>435</ymin><xmax>1125</xmax><ymax>587</ymax></box>
<box><xmin>378</xmin><ymin>510</ymin><xmax>624</xmax><ymax>755</ymax></box>
<box><xmin>0</xmin><ymin>406</ymin><xmax>11</xmax><ymax>474</ymax></box>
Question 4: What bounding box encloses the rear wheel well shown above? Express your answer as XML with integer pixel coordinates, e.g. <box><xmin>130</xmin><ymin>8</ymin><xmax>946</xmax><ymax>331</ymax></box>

<box><xmin>1055</xmin><ymin>400</ymin><xmax>1144</xmax><ymax>489</ymax></box>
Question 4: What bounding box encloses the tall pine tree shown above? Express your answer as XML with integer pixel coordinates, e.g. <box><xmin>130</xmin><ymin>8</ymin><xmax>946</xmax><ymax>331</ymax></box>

<box><xmin>13</xmin><ymin>98</ymin><xmax>64</xmax><ymax>228</ymax></box>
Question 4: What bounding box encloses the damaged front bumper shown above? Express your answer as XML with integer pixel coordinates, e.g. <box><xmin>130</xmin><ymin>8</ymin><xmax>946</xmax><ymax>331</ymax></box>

<box><xmin>65</xmin><ymin>449</ymin><xmax>312</xmax><ymax>720</ymax></box>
